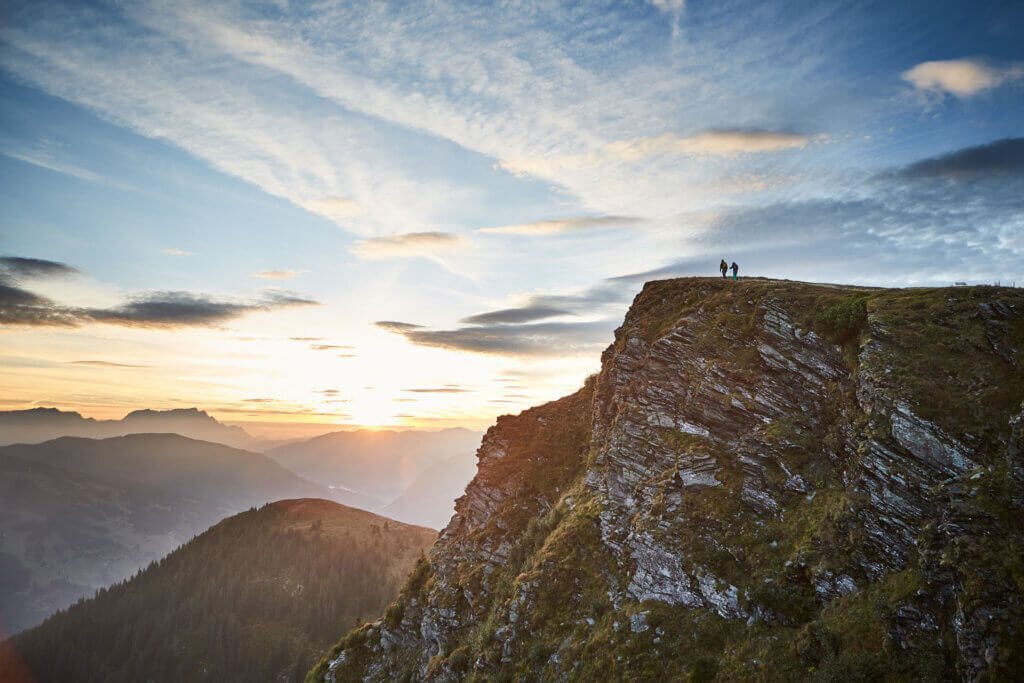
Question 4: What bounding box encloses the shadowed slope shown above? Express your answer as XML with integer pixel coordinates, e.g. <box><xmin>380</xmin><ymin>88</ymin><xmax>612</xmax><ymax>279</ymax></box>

<box><xmin>2</xmin><ymin>499</ymin><xmax>436</xmax><ymax>683</ymax></box>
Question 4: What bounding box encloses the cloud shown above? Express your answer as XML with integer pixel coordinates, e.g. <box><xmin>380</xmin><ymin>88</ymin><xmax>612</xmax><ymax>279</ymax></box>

<box><xmin>461</xmin><ymin>306</ymin><xmax>573</xmax><ymax>325</ymax></box>
<box><xmin>378</xmin><ymin>319</ymin><xmax>611</xmax><ymax>356</ymax></box>
<box><xmin>84</xmin><ymin>291</ymin><xmax>317</xmax><ymax>328</ymax></box>
<box><xmin>289</xmin><ymin>336</ymin><xmax>323</xmax><ymax>342</ymax></box>
<box><xmin>70</xmin><ymin>360</ymin><xmax>150</xmax><ymax>368</ymax></box>
<box><xmin>0</xmin><ymin>273</ymin><xmax>320</xmax><ymax>328</ymax></box>
<box><xmin>350</xmin><ymin>232</ymin><xmax>465</xmax><ymax>260</ymax></box>
<box><xmin>403</xmin><ymin>386</ymin><xmax>470</xmax><ymax>393</ymax></box>
<box><xmin>253</xmin><ymin>269</ymin><xmax>305</xmax><ymax>280</ymax></box>
<box><xmin>375</xmin><ymin>321</ymin><xmax>424</xmax><ymax>333</ymax></box>
<box><xmin>0</xmin><ymin>279</ymin><xmax>79</xmax><ymax>326</ymax></box>
<box><xmin>479</xmin><ymin>215</ymin><xmax>643</xmax><ymax>236</ymax></box>
<box><xmin>1</xmin><ymin>149</ymin><xmax>108</xmax><ymax>184</ymax></box>
<box><xmin>902</xmin><ymin>58</ymin><xmax>1024</xmax><ymax>98</ymax></box>
<box><xmin>651</xmin><ymin>0</ymin><xmax>685</xmax><ymax>11</ymax></box>
<box><xmin>305</xmin><ymin>196</ymin><xmax>362</xmax><ymax>221</ymax></box>
<box><xmin>310</xmin><ymin>344</ymin><xmax>354</xmax><ymax>351</ymax></box>
<box><xmin>894</xmin><ymin>137</ymin><xmax>1024</xmax><ymax>180</ymax></box>
<box><xmin>0</xmin><ymin>0</ymin><xmax>851</xmax><ymax>238</ymax></box>
<box><xmin>0</xmin><ymin>256</ymin><xmax>79</xmax><ymax>279</ymax></box>
<box><xmin>606</xmin><ymin>130</ymin><xmax>813</xmax><ymax>160</ymax></box>
<box><xmin>161</xmin><ymin>248</ymin><xmax>192</xmax><ymax>257</ymax></box>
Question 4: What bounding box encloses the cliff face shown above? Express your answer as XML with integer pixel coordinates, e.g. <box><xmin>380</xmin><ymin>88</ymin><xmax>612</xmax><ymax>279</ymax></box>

<box><xmin>311</xmin><ymin>278</ymin><xmax>1024</xmax><ymax>682</ymax></box>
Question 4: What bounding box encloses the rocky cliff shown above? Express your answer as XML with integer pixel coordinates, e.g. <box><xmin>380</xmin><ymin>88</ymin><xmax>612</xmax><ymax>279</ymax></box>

<box><xmin>310</xmin><ymin>278</ymin><xmax>1024</xmax><ymax>682</ymax></box>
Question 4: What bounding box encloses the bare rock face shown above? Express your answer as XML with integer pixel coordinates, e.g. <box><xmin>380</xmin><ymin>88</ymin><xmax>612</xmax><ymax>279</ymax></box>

<box><xmin>310</xmin><ymin>278</ymin><xmax>1024</xmax><ymax>682</ymax></box>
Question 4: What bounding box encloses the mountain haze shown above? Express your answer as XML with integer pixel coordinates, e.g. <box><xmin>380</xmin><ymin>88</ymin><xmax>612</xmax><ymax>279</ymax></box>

<box><xmin>311</xmin><ymin>278</ymin><xmax>1024</xmax><ymax>682</ymax></box>
<box><xmin>380</xmin><ymin>451</ymin><xmax>481</xmax><ymax>530</ymax></box>
<box><xmin>0</xmin><ymin>434</ymin><xmax>329</xmax><ymax>633</ymax></box>
<box><xmin>2</xmin><ymin>499</ymin><xmax>437</xmax><ymax>683</ymax></box>
<box><xmin>0</xmin><ymin>407</ymin><xmax>255</xmax><ymax>448</ymax></box>
<box><xmin>268</xmin><ymin>428</ymin><xmax>482</xmax><ymax>514</ymax></box>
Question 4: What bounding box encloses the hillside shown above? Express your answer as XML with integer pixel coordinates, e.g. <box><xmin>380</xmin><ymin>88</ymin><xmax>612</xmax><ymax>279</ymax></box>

<box><xmin>268</xmin><ymin>428</ymin><xmax>482</xmax><ymax>513</ymax></box>
<box><xmin>1</xmin><ymin>499</ymin><xmax>437</xmax><ymax>683</ymax></box>
<box><xmin>310</xmin><ymin>278</ymin><xmax>1024</xmax><ymax>682</ymax></box>
<box><xmin>0</xmin><ymin>434</ymin><xmax>329</xmax><ymax>633</ymax></box>
<box><xmin>0</xmin><ymin>407</ymin><xmax>254</xmax><ymax>448</ymax></box>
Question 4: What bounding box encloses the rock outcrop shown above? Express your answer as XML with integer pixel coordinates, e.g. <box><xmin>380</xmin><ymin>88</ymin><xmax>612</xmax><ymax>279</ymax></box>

<box><xmin>310</xmin><ymin>278</ymin><xmax>1024</xmax><ymax>682</ymax></box>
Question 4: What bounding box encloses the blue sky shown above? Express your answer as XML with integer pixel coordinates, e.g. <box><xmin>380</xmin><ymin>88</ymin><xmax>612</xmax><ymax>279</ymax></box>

<box><xmin>1</xmin><ymin>0</ymin><xmax>1022</xmax><ymax>432</ymax></box>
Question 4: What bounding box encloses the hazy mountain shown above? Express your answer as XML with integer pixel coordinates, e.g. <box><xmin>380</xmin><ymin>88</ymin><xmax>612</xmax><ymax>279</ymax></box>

<box><xmin>0</xmin><ymin>407</ymin><xmax>255</xmax><ymax>448</ymax></box>
<box><xmin>267</xmin><ymin>428</ymin><xmax>482</xmax><ymax>512</ymax></box>
<box><xmin>379</xmin><ymin>451</ymin><xmax>479</xmax><ymax>529</ymax></box>
<box><xmin>2</xmin><ymin>499</ymin><xmax>436</xmax><ymax>683</ymax></box>
<box><xmin>313</xmin><ymin>278</ymin><xmax>1024</xmax><ymax>682</ymax></box>
<box><xmin>0</xmin><ymin>434</ymin><xmax>329</xmax><ymax>633</ymax></box>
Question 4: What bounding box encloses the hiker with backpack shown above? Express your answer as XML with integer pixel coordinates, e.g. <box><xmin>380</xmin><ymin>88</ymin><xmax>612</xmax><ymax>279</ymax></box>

<box><xmin>719</xmin><ymin>259</ymin><xmax>728</xmax><ymax>278</ymax></box>
<box><xmin>730</xmin><ymin>262</ymin><xmax>739</xmax><ymax>281</ymax></box>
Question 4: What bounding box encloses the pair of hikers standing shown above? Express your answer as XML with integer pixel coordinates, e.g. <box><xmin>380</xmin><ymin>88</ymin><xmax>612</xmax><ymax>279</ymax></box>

<box><xmin>720</xmin><ymin>259</ymin><xmax>739</xmax><ymax>281</ymax></box>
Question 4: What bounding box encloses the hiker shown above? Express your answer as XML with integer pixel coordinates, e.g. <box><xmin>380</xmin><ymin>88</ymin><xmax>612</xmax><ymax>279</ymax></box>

<box><xmin>719</xmin><ymin>259</ymin><xmax>728</xmax><ymax>278</ymax></box>
<box><xmin>730</xmin><ymin>261</ymin><xmax>739</xmax><ymax>281</ymax></box>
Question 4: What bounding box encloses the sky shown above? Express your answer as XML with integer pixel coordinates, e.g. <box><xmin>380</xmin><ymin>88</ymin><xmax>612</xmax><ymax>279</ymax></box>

<box><xmin>1</xmin><ymin>0</ymin><xmax>1022</xmax><ymax>435</ymax></box>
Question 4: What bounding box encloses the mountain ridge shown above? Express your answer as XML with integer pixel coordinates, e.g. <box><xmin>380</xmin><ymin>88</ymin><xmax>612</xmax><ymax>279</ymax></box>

<box><xmin>0</xmin><ymin>433</ymin><xmax>331</xmax><ymax>633</ymax></box>
<box><xmin>0</xmin><ymin>406</ymin><xmax>254</xmax><ymax>448</ymax></box>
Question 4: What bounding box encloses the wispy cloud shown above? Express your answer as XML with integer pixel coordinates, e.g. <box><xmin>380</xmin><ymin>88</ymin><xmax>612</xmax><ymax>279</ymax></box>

<box><xmin>607</xmin><ymin>130</ymin><xmax>813</xmax><ymax>160</ymax></box>
<box><xmin>350</xmin><ymin>232</ymin><xmax>465</xmax><ymax>260</ymax></box>
<box><xmin>480</xmin><ymin>216</ymin><xmax>643</xmax><ymax>236</ymax></box>
<box><xmin>1</xmin><ymin>149</ymin><xmax>108</xmax><ymax>184</ymax></box>
<box><xmin>461</xmin><ymin>306</ymin><xmax>572</xmax><ymax>325</ymax></box>
<box><xmin>403</xmin><ymin>386</ymin><xmax>470</xmax><ymax>394</ymax></box>
<box><xmin>161</xmin><ymin>248</ymin><xmax>192</xmax><ymax>257</ymax></box>
<box><xmin>375</xmin><ymin>321</ymin><xmax>424</xmax><ymax>333</ymax></box>
<box><xmin>253</xmin><ymin>269</ymin><xmax>305</xmax><ymax>280</ymax></box>
<box><xmin>902</xmin><ymin>58</ymin><xmax>1024</xmax><ymax>98</ymax></box>
<box><xmin>377</xmin><ymin>318</ymin><xmax>610</xmax><ymax>356</ymax></box>
<box><xmin>69</xmin><ymin>360</ymin><xmax>150</xmax><ymax>368</ymax></box>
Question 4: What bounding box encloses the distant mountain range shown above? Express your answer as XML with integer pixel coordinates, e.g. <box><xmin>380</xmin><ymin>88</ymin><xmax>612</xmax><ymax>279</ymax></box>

<box><xmin>1</xmin><ymin>499</ymin><xmax>436</xmax><ymax>683</ymax></box>
<box><xmin>0</xmin><ymin>408</ymin><xmax>483</xmax><ymax>632</ymax></box>
<box><xmin>0</xmin><ymin>407</ymin><xmax>256</xmax><ymax>448</ymax></box>
<box><xmin>0</xmin><ymin>434</ymin><xmax>328</xmax><ymax>634</ymax></box>
<box><xmin>266</xmin><ymin>427</ymin><xmax>482</xmax><ymax>518</ymax></box>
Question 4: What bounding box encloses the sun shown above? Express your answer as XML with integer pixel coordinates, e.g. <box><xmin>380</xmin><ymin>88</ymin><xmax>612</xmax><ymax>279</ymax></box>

<box><xmin>342</xmin><ymin>393</ymin><xmax>402</xmax><ymax>429</ymax></box>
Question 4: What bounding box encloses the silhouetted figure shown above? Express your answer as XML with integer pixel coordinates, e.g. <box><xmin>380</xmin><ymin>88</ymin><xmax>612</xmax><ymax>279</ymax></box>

<box><xmin>730</xmin><ymin>261</ymin><xmax>739</xmax><ymax>281</ymax></box>
<box><xmin>719</xmin><ymin>259</ymin><xmax>728</xmax><ymax>278</ymax></box>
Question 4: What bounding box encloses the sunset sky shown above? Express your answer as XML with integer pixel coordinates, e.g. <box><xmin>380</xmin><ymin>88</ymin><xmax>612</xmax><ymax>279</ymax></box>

<box><xmin>2</xmin><ymin>0</ymin><xmax>1023</xmax><ymax>435</ymax></box>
